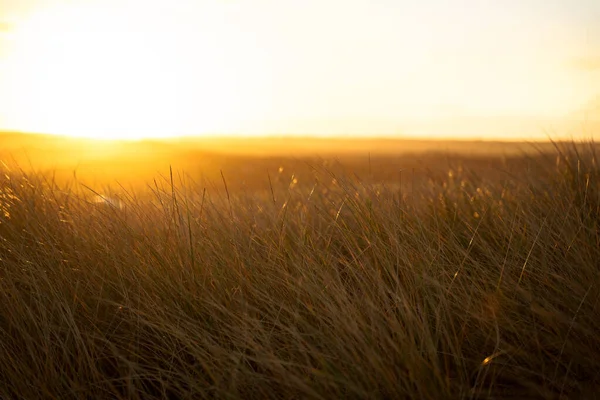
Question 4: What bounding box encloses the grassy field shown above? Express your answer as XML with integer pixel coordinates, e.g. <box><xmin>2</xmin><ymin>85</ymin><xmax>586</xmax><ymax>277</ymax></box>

<box><xmin>0</xmin><ymin>136</ymin><xmax>599</xmax><ymax>398</ymax></box>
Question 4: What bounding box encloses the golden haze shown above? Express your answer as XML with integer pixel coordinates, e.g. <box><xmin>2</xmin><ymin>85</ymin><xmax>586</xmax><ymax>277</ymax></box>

<box><xmin>0</xmin><ymin>0</ymin><xmax>598</xmax><ymax>140</ymax></box>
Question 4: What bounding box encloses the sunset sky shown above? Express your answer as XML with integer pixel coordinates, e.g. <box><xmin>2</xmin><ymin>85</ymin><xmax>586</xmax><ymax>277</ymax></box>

<box><xmin>0</xmin><ymin>0</ymin><xmax>599</xmax><ymax>140</ymax></box>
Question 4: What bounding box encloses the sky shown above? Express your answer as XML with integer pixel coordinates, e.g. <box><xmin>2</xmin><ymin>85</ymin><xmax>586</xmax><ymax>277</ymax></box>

<box><xmin>0</xmin><ymin>0</ymin><xmax>598</xmax><ymax>140</ymax></box>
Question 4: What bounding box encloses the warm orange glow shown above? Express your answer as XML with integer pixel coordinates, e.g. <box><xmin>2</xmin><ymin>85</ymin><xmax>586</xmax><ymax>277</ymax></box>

<box><xmin>1</xmin><ymin>2</ymin><xmax>269</xmax><ymax>140</ymax></box>
<box><xmin>0</xmin><ymin>0</ymin><xmax>598</xmax><ymax>140</ymax></box>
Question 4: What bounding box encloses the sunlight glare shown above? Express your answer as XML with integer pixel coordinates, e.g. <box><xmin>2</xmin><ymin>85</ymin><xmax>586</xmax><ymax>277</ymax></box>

<box><xmin>2</xmin><ymin>2</ymin><xmax>264</xmax><ymax>139</ymax></box>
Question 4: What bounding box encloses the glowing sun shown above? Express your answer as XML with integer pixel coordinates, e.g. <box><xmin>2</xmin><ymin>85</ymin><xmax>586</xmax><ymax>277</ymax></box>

<box><xmin>2</xmin><ymin>2</ymin><xmax>263</xmax><ymax>139</ymax></box>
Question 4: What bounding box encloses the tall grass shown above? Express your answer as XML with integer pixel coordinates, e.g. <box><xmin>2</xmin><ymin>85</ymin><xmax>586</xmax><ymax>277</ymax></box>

<box><xmin>0</xmin><ymin>142</ymin><xmax>599</xmax><ymax>399</ymax></box>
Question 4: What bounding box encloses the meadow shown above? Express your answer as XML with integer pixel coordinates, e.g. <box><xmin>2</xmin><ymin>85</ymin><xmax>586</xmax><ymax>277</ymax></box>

<box><xmin>0</xmin><ymin>135</ymin><xmax>599</xmax><ymax>399</ymax></box>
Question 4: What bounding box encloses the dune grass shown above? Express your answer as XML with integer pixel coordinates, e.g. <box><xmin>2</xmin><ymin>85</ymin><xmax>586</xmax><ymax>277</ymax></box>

<box><xmin>0</xmin><ymin>141</ymin><xmax>599</xmax><ymax>399</ymax></box>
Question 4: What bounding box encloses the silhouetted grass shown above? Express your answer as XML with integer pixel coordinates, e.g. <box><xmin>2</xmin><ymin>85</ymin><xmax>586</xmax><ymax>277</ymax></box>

<box><xmin>0</xmin><ymin>141</ymin><xmax>598</xmax><ymax>399</ymax></box>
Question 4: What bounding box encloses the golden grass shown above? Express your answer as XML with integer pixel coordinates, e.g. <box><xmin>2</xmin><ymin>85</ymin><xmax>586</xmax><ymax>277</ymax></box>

<box><xmin>0</xmin><ymin>141</ymin><xmax>599</xmax><ymax>399</ymax></box>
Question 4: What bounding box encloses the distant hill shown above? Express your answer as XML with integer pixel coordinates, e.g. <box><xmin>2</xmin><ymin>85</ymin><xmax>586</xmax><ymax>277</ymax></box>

<box><xmin>1</xmin><ymin>131</ymin><xmax>597</xmax><ymax>191</ymax></box>
<box><xmin>0</xmin><ymin>131</ymin><xmax>551</xmax><ymax>162</ymax></box>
